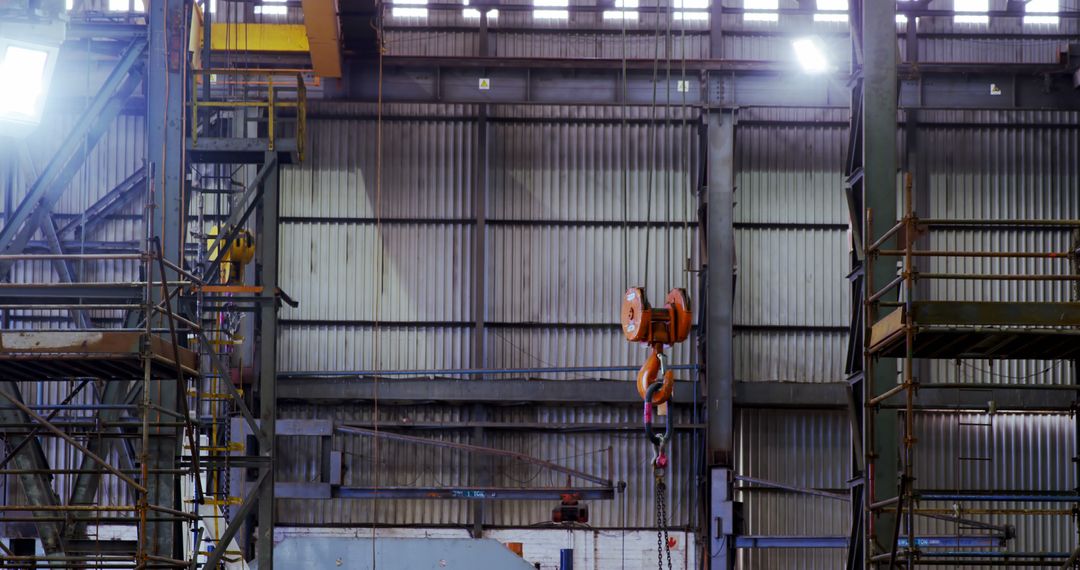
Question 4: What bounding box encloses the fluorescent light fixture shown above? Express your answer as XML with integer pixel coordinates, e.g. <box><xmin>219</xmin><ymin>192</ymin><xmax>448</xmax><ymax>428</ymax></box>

<box><xmin>792</xmin><ymin>37</ymin><xmax>829</xmax><ymax>74</ymax></box>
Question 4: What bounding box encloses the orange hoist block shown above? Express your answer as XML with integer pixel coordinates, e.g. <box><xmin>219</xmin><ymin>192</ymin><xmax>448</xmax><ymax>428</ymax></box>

<box><xmin>620</xmin><ymin>287</ymin><xmax>692</xmax><ymax>405</ymax></box>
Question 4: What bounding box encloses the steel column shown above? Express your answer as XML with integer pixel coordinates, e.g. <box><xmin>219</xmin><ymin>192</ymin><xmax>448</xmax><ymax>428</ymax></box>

<box><xmin>0</xmin><ymin>382</ymin><xmax>64</xmax><ymax>556</ymax></box>
<box><xmin>861</xmin><ymin>0</ymin><xmax>900</xmax><ymax>564</ymax></box>
<box><xmin>470</xmin><ymin>105</ymin><xmax>491</xmax><ymax>538</ymax></box>
<box><xmin>146</xmin><ymin>0</ymin><xmax>187</xmax><ymax>559</ymax></box>
<box><xmin>66</xmin><ymin>379</ymin><xmax>129</xmax><ymax>539</ymax></box>
<box><xmin>255</xmin><ymin>154</ymin><xmax>280</xmax><ymax>569</ymax></box>
<box><xmin>706</xmin><ymin>109</ymin><xmax>736</xmax><ymax>570</ymax></box>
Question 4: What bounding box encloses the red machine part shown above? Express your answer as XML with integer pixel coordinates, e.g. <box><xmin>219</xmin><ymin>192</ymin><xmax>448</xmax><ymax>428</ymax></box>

<box><xmin>551</xmin><ymin>494</ymin><xmax>589</xmax><ymax>524</ymax></box>
<box><xmin>620</xmin><ymin>287</ymin><xmax>692</xmax><ymax>404</ymax></box>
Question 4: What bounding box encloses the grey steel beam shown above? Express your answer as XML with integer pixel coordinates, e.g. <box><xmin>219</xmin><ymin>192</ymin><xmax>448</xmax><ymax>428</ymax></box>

<box><xmin>336</xmin><ymin>487</ymin><xmax>615</xmax><ymax>500</ymax></box>
<box><xmin>278</xmin><ymin>376</ymin><xmax>696</xmax><ymax>404</ymax></box>
<box><xmin>0</xmin><ymin>383</ymin><xmax>65</xmax><ymax>556</ymax></box>
<box><xmin>862</xmin><ymin>0</ymin><xmax>900</xmax><ymax>563</ymax></box>
<box><xmin>0</xmin><ymin>41</ymin><xmax>146</xmax><ymax>274</ymax></box>
<box><xmin>279</xmin><ymin>377</ymin><xmax>1073</xmax><ymax>409</ymax></box>
<box><xmin>41</xmin><ymin>218</ymin><xmax>92</xmax><ymax>328</ymax></box>
<box><xmin>145</xmin><ymin>0</ymin><xmax>185</xmax><ymax>559</ymax></box>
<box><xmin>339</xmin><ymin>58</ymin><xmax>1080</xmax><ymax>110</ymax></box>
<box><xmin>16</xmin><ymin>145</ymin><xmax>92</xmax><ymax>328</ymax></box>
<box><xmin>706</xmin><ymin>109</ymin><xmax>736</xmax><ymax>570</ymax></box>
<box><xmin>255</xmin><ymin>154</ymin><xmax>280</xmax><ymax>569</ymax></box>
<box><xmin>66</xmin><ymin>379</ymin><xmax>129</xmax><ymax>539</ymax></box>
<box><xmin>55</xmin><ymin>166</ymin><xmax>147</xmax><ymax>241</ymax></box>
<box><xmin>471</xmin><ymin>106</ymin><xmax>491</xmax><ymax>538</ymax></box>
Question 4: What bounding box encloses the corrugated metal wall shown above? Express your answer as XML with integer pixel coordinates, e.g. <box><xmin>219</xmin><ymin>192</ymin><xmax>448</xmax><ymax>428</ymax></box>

<box><xmin>0</xmin><ymin>111</ymin><xmax>147</xmax><ymax>523</ymax></box>
<box><xmin>277</xmin><ymin>97</ymin><xmax>1080</xmax><ymax>563</ymax></box>
<box><xmin>380</xmin><ymin>0</ymin><xmax>1078</xmax><ymax>67</ymax></box>
<box><xmin>278</xmin><ymin>102</ymin><xmax>702</xmax><ymax>528</ymax></box>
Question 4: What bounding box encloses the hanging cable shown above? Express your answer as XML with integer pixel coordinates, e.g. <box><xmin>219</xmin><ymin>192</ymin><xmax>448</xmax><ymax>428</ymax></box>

<box><xmin>642</xmin><ymin>0</ymin><xmax>666</xmax><ymax>289</ymax></box>
<box><xmin>371</xmin><ymin>12</ymin><xmax>387</xmax><ymax>570</ymax></box>
<box><xmin>620</xmin><ymin>0</ymin><xmax>630</xmax><ymax>290</ymax></box>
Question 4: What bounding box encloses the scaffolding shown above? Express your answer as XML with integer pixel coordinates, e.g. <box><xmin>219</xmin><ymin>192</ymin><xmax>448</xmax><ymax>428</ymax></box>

<box><xmin>863</xmin><ymin>174</ymin><xmax>1080</xmax><ymax>567</ymax></box>
<box><xmin>0</xmin><ymin>245</ymin><xmax>203</xmax><ymax>569</ymax></box>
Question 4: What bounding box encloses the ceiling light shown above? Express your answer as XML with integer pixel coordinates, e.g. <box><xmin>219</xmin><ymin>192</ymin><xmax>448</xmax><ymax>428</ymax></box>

<box><xmin>792</xmin><ymin>37</ymin><xmax>830</xmax><ymax>74</ymax></box>
<box><xmin>0</xmin><ymin>46</ymin><xmax>50</xmax><ymax>120</ymax></box>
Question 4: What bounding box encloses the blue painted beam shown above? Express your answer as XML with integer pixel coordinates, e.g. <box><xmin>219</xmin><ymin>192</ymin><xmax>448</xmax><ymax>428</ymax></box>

<box><xmin>734</xmin><ymin>536</ymin><xmax>1008</xmax><ymax>549</ymax></box>
<box><xmin>336</xmin><ymin>486</ymin><xmax>615</xmax><ymax>501</ymax></box>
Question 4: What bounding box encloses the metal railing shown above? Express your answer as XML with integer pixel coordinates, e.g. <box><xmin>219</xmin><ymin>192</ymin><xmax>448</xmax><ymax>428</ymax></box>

<box><xmin>190</xmin><ymin>68</ymin><xmax>307</xmax><ymax>161</ymax></box>
<box><xmin>862</xmin><ymin>173</ymin><xmax>1080</xmax><ymax>567</ymax></box>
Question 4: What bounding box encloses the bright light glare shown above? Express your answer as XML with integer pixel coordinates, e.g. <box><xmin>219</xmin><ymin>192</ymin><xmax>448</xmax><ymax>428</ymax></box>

<box><xmin>792</xmin><ymin>37</ymin><xmax>829</xmax><ymax>74</ymax></box>
<box><xmin>744</xmin><ymin>0</ymin><xmax>777</xmax><ymax>21</ymax></box>
<box><xmin>255</xmin><ymin>0</ymin><xmax>287</xmax><ymax>14</ymax></box>
<box><xmin>814</xmin><ymin>0</ymin><xmax>847</xmax><ymax>21</ymax></box>
<box><xmin>1025</xmin><ymin>0</ymin><xmax>1058</xmax><ymax>24</ymax></box>
<box><xmin>464</xmin><ymin>0</ymin><xmax>499</xmax><ymax>19</ymax></box>
<box><xmin>0</xmin><ymin>46</ymin><xmax>49</xmax><ymax>119</ymax></box>
<box><xmin>108</xmin><ymin>0</ymin><xmax>145</xmax><ymax>11</ymax></box>
<box><xmin>392</xmin><ymin>0</ymin><xmax>428</xmax><ymax>17</ymax></box>
<box><xmin>603</xmin><ymin>0</ymin><xmax>638</xmax><ymax>21</ymax></box>
<box><xmin>954</xmin><ymin>0</ymin><xmax>988</xmax><ymax>23</ymax></box>
<box><xmin>533</xmin><ymin>0</ymin><xmax>568</xmax><ymax>19</ymax></box>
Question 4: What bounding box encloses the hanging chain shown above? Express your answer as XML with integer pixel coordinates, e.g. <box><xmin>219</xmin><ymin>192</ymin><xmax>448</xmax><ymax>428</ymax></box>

<box><xmin>653</xmin><ymin>437</ymin><xmax>673</xmax><ymax>570</ymax></box>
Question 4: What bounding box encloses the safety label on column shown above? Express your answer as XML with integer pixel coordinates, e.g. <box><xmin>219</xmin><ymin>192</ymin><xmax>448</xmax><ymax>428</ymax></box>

<box><xmin>479</xmin><ymin>78</ymin><xmax>491</xmax><ymax>90</ymax></box>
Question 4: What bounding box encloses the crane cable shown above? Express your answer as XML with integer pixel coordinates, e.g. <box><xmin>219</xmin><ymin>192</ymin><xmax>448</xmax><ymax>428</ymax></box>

<box><xmin>371</xmin><ymin>11</ymin><xmax>387</xmax><ymax>570</ymax></box>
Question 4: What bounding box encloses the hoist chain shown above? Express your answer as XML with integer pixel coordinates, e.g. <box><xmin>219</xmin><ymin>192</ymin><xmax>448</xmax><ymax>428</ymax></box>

<box><xmin>654</xmin><ymin>442</ymin><xmax>673</xmax><ymax>570</ymax></box>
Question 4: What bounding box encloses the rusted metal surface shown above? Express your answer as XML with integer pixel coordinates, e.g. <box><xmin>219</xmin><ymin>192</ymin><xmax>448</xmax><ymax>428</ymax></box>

<box><xmin>0</xmin><ymin>331</ymin><xmax>198</xmax><ymax>380</ymax></box>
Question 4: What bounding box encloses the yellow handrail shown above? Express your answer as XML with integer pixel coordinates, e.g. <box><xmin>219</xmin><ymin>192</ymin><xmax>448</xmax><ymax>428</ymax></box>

<box><xmin>190</xmin><ymin>69</ymin><xmax>306</xmax><ymax>161</ymax></box>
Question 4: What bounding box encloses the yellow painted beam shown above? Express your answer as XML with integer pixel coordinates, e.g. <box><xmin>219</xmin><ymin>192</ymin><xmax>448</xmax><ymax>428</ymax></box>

<box><xmin>210</xmin><ymin>23</ymin><xmax>310</xmax><ymax>52</ymax></box>
<box><xmin>301</xmin><ymin>0</ymin><xmax>344</xmax><ymax>78</ymax></box>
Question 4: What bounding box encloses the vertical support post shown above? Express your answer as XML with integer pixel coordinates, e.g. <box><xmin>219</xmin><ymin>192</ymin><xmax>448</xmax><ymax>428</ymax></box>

<box><xmin>478</xmin><ymin>10</ymin><xmax>491</xmax><ymax>57</ymax></box>
<box><xmin>470</xmin><ymin>105</ymin><xmax>491</xmax><ymax>538</ymax></box>
<box><xmin>862</xmin><ymin>0</ymin><xmax>899</xmax><ymax>563</ymax></box>
<box><xmin>705</xmin><ymin>109</ymin><xmax>735</xmax><ymax>570</ymax></box>
<box><xmin>255</xmin><ymin>153</ymin><xmax>280</xmax><ymax>568</ymax></box>
<box><xmin>146</xmin><ymin>0</ymin><xmax>186</xmax><ymax>559</ymax></box>
<box><xmin>708</xmin><ymin>0</ymin><xmax>722</xmax><ymax>59</ymax></box>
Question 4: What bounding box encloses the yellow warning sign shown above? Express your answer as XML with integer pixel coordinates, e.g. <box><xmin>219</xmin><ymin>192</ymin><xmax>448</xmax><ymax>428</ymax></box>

<box><xmin>479</xmin><ymin>78</ymin><xmax>491</xmax><ymax>90</ymax></box>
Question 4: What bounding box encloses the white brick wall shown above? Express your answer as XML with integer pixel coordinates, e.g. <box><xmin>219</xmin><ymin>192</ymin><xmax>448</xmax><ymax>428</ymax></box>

<box><xmin>276</xmin><ymin>527</ymin><xmax>698</xmax><ymax>570</ymax></box>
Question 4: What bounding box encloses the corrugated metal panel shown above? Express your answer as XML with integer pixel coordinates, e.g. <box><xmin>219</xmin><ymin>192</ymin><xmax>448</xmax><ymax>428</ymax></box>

<box><xmin>282</xmin><ymin>118</ymin><xmax>474</xmax><ymax>219</ymax></box>
<box><xmin>736</xmin><ymin>123</ymin><xmax>847</xmax><ymax>225</ymax></box>
<box><xmin>279</xmin><ymin>222</ymin><xmax>473</xmax><ymax>322</ymax></box>
<box><xmin>912</xmin><ymin>412</ymin><xmax>1076</xmax><ymax>563</ymax></box>
<box><xmin>736</xmin><ymin>409</ymin><xmax>849</xmax><ymax>569</ymax></box>
<box><xmin>491</xmin><ymin>122</ymin><xmax>697</xmax><ymax>223</ymax></box>
<box><xmin>915</xmin><ymin>123</ymin><xmax>1080</xmax><ymax>385</ymax></box>
<box><xmin>733</xmin><ymin>116</ymin><xmax>849</xmax><ymax>384</ymax></box>
<box><xmin>734</xmin><ymin>228</ymin><xmax>849</xmax><ymax>327</ymax></box>
<box><xmin>278</xmin><ymin>325</ymin><xmax>473</xmax><ymax>372</ymax></box>
<box><xmin>488</xmin><ymin>225</ymin><xmax>698</xmax><ymax>324</ymax></box>
<box><xmin>734</xmin><ymin>330</ymin><xmax>845</xmax><ymax>383</ymax></box>
<box><xmin>485</xmin><ymin>328</ymin><xmax>698</xmax><ymax>376</ymax></box>
<box><xmin>276</xmin><ymin>403</ymin><xmax>700</xmax><ymax>528</ymax></box>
